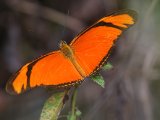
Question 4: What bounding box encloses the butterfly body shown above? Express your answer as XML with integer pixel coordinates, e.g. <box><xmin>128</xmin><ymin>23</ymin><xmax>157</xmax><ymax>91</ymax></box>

<box><xmin>6</xmin><ymin>10</ymin><xmax>137</xmax><ymax>94</ymax></box>
<box><xmin>60</xmin><ymin>41</ymin><xmax>86</xmax><ymax>77</ymax></box>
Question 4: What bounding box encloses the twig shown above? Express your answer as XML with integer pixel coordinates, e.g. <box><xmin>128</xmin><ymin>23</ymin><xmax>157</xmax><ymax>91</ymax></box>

<box><xmin>145</xmin><ymin>0</ymin><xmax>159</xmax><ymax>19</ymax></box>
<box><xmin>7</xmin><ymin>0</ymin><xmax>84</xmax><ymax>32</ymax></box>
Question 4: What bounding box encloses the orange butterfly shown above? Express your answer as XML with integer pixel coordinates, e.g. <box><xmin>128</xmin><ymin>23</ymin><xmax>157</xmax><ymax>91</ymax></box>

<box><xmin>6</xmin><ymin>9</ymin><xmax>137</xmax><ymax>94</ymax></box>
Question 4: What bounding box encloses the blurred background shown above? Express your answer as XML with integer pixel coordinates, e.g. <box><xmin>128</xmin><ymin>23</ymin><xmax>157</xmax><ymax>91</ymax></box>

<box><xmin>0</xmin><ymin>0</ymin><xmax>160</xmax><ymax>120</ymax></box>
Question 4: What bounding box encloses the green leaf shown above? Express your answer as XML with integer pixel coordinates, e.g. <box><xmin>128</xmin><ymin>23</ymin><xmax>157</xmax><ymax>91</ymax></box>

<box><xmin>67</xmin><ymin>113</ymin><xmax>76</xmax><ymax>120</ymax></box>
<box><xmin>102</xmin><ymin>62</ymin><xmax>113</xmax><ymax>70</ymax></box>
<box><xmin>40</xmin><ymin>91</ymin><xmax>68</xmax><ymax>120</ymax></box>
<box><xmin>75</xmin><ymin>108</ymin><xmax>81</xmax><ymax>117</ymax></box>
<box><xmin>67</xmin><ymin>108</ymin><xmax>82</xmax><ymax>120</ymax></box>
<box><xmin>91</xmin><ymin>73</ymin><xmax>105</xmax><ymax>88</ymax></box>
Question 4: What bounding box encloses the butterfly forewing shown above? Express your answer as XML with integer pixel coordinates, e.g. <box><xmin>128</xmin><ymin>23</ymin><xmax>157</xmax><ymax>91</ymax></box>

<box><xmin>6</xmin><ymin>51</ymin><xmax>82</xmax><ymax>94</ymax></box>
<box><xmin>70</xmin><ymin>10</ymin><xmax>137</xmax><ymax>76</ymax></box>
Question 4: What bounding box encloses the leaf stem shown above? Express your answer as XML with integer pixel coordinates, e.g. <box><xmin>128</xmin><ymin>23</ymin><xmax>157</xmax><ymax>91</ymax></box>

<box><xmin>71</xmin><ymin>87</ymin><xmax>78</xmax><ymax>120</ymax></box>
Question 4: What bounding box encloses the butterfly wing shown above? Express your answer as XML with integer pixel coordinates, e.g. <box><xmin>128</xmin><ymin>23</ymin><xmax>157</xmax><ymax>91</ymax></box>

<box><xmin>70</xmin><ymin>10</ymin><xmax>137</xmax><ymax>76</ymax></box>
<box><xmin>6</xmin><ymin>51</ymin><xmax>83</xmax><ymax>94</ymax></box>
<box><xmin>6</xmin><ymin>10</ymin><xmax>137</xmax><ymax>94</ymax></box>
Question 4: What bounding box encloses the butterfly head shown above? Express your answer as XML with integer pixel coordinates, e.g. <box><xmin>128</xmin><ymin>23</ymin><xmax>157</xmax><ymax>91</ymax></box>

<box><xmin>59</xmin><ymin>41</ymin><xmax>67</xmax><ymax>48</ymax></box>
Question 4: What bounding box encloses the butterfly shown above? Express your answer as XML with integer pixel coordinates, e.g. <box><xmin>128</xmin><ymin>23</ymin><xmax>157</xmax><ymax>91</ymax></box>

<box><xmin>6</xmin><ymin>9</ymin><xmax>137</xmax><ymax>94</ymax></box>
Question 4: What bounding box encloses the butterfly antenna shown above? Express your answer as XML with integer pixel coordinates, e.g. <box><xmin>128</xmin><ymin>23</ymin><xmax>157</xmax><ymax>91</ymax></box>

<box><xmin>61</xmin><ymin>10</ymin><xmax>70</xmax><ymax>39</ymax></box>
<box><xmin>60</xmin><ymin>9</ymin><xmax>70</xmax><ymax>47</ymax></box>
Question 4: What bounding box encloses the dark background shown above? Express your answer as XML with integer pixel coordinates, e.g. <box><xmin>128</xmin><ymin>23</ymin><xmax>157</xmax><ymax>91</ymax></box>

<box><xmin>0</xmin><ymin>0</ymin><xmax>160</xmax><ymax>120</ymax></box>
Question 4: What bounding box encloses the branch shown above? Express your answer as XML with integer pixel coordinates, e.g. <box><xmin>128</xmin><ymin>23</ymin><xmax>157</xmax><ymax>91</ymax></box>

<box><xmin>7</xmin><ymin>0</ymin><xmax>84</xmax><ymax>32</ymax></box>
